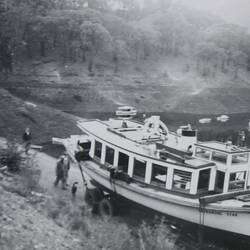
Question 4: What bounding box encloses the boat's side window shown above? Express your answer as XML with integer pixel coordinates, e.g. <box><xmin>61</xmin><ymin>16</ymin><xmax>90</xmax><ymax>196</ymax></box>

<box><xmin>118</xmin><ymin>152</ymin><xmax>129</xmax><ymax>173</ymax></box>
<box><xmin>194</xmin><ymin>147</ymin><xmax>210</xmax><ymax>160</ymax></box>
<box><xmin>173</xmin><ymin>169</ymin><xmax>191</xmax><ymax>192</ymax></box>
<box><xmin>228</xmin><ymin>171</ymin><xmax>246</xmax><ymax>191</ymax></box>
<box><xmin>94</xmin><ymin>140</ymin><xmax>102</xmax><ymax>159</ymax></box>
<box><xmin>232</xmin><ymin>153</ymin><xmax>249</xmax><ymax>164</ymax></box>
<box><xmin>133</xmin><ymin>158</ymin><xmax>147</xmax><ymax>181</ymax></box>
<box><xmin>105</xmin><ymin>146</ymin><xmax>114</xmax><ymax>165</ymax></box>
<box><xmin>211</xmin><ymin>152</ymin><xmax>227</xmax><ymax>164</ymax></box>
<box><xmin>216</xmin><ymin>171</ymin><xmax>225</xmax><ymax>191</ymax></box>
<box><xmin>151</xmin><ymin>164</ymin><xmax>167</xmax><ymax>187</ymax></box>
<box><xmin>198</xmin><ymin>168</ymin><xmax>211</xmax><ymax>190</ymax></box>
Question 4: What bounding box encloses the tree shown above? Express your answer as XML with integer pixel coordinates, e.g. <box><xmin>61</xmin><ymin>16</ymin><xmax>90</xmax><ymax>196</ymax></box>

<box><xmin>112</xmin><ymin>39</ymin><xmax>129</xmax><ymax>72</ymax></box>
<box><xmin>80</xmin><ymin>21</ymin><xmax>112</xmax><ymax>72</ymax></box>
<box><xmin>231</xmin><ymin>50</ymin><xmax>248</xmax><ymax>78</ymax></box>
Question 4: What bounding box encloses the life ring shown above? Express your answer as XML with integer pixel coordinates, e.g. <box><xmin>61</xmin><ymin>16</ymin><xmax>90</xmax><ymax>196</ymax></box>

<box><xmin>99</xmin><ymin>198</ymin><xmax>114</xmax><ymax>219</ymax></box>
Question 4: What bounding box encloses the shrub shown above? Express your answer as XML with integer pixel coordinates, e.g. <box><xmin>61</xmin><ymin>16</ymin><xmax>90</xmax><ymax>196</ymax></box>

<box><xmin>84</xmin><ymin>218</ymin><xmax>135</xmax><ymax>250</ymax></box>
<box><xmin>18</xmin><ymin>154</ymin><xmax>41</xmax><ymax>194</ymax></box>
<box><xmin>43</xmin><ymin>197</ymin><xmax>183</xmax><ymax>250</ymax></box>
<box><xmin>137</xmin><ymin>219</ymin><xmax>179</xmax><ymax>250</ymax></box>
<box><xmin>0</xmin><ymin>142</ymin><xmax>25</xmax><ymax>172</ymax></box>
<box><xmin>73</xmin><ymin>94</ymin><xmax>82</xmax><ymax>102</ymax></box>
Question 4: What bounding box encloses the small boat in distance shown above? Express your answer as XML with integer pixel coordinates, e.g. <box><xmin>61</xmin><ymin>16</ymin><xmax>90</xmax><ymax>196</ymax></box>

<box><xmin>53</xmin><ymin>113</ymin><xmax>250</xmax><ymax>237</ymax></box>
<box><xmin>217</xmin><ymin>115</ymin><xmax>229</xmax><ymax>122</ymax></box>
<box><xmin>199</xmin><ymin>118</ymin><xmax>212</xmax><ymax>124</ymax></box>
<box><xmin>115</xmin><ymin>106</ymin><xmax>137</xmax><ymax>119</ymax></box>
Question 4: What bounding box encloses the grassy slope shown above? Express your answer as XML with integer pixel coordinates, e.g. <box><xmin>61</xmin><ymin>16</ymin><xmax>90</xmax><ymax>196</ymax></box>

<box><xmin>0</xmin><ymin>88</ymin><xmax>81</xmax><ymax>144</ymax></box>
<box><xmin>4</xmin><ymin>56</ymin><xmax>250</xmax><ymax>115</ymax></box>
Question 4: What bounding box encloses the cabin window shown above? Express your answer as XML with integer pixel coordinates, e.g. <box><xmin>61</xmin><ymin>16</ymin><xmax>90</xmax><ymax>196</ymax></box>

<box><xmin>151</xmin><ymin>164</ymin><xmax>167</xmax><ymax>187</ymax></box>
<box><xmin>94</xmin><ymin>141</ymin><xmax>102</xmax><ymax>159</ymax></box>
<box><xmin>105</xmin><ymin>146</ymin><xmax>114</xmax><ymax>165</ymax></box>
<box><xmin>232</xmin><ymin>153</ymin><xmax>249</xmax><ymax>164</ymax></box>
<box><xmin>198</xmin><ymin>169</ymin><xmax>211</xmax><ymax>190</ymax></box>
<box><xmin>211</xmin><ymin>152</ymin><xmax>227</xmax><ymax>164</ymax></box>
<box><xmin>216</xmin><ymin>171</ymin><xmax>225</xmax><ymax>190</ymax></box>
<box><xmin>173</xmin><ymin>169</ymin><xmax>191</xmax><ymax>191</ymax></box>
<box><xmin>228</xmin><ymin>171</ymin><xmax>246</xmax><ymax>191</ymax></box>
<box><xmin>133</xmin><ymin>158</ymin><xmax>146</xmax><ymax>181</ymax></box>
<box><xmin>118</xmin><ymin>152</ymin><xmax>129</xmax><ymax>173</ymax></box>
<box><xmin>195</xmin><ymin>147</ymin><xmax>210</xmax><ymax>160</ymax></box>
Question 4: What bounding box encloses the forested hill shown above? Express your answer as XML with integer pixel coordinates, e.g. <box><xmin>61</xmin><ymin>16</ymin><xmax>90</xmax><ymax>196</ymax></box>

<box><xmin>1</xmin><ymin>0</ymin><xmax>250</xmax><ymax>113</ymax></box>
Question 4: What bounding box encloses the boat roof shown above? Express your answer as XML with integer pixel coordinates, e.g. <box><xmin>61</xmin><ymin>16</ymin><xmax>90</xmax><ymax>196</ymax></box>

<box><xmin>78</xmin><ymin>119</ymin><xmax>158</xmax><ymax>149</ymax></box>
<box><xmin>77</xmin><ymin>119</ymin><xmax>214</xmax><ymax>170</ymax></box>
<box><xmin>195</xmin><ymin>141</ymin><xmax>250</xmax><ymax>154</ymax></box>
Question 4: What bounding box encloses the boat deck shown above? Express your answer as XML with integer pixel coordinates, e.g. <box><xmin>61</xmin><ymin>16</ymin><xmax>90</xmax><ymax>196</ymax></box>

<box><xmin>77</xmin><ymin>119</ymin><xmax>213</xmax><ymax>169</ymax></box>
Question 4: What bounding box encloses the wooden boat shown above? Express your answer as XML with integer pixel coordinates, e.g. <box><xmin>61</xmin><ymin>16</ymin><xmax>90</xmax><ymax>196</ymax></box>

<box><xmin>53</xmin><ymin>115</ymin><xmax>250</xmax><ymax>236</ymax></box>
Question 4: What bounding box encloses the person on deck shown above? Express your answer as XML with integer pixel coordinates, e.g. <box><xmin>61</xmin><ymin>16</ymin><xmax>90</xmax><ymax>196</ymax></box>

<box><xmin>22</xmin><ymin>127</ymin><xmax>32</xmax><ymax>154</ymax></box>
<box><xmin>238</xmin><ymin>131</ymin><xmax>246</xmax><ymax>147</ymax></box>
<box><xmin>121</xmin><ymin>120</ymin><xmax>128</xmax><ymax>128</ymax></box>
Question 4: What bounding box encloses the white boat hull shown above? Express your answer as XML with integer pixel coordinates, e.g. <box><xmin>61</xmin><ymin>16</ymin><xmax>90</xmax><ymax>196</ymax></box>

<box><xmin>82</xmin><ymin>161</ymin><xmax>250</xmax><ymax>236</ymax></box>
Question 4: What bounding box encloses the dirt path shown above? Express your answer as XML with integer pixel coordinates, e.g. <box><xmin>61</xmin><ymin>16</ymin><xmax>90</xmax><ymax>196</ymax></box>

<box><xmin>34</xmin><ymin>151</ymin><xmax>85</xmax><ymax>201</ymax></box>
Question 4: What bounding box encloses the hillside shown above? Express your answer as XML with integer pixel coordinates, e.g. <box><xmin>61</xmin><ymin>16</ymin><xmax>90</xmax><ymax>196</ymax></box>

<box><xmin>1</xmin><ymin>0</ymin><xmax>250</xmax><ymax>114</ymax></box>
<box><xmin>3</xmin><ymin>54</ymin><xmax>250</xmax><ymax>115</ymax></box>
<box><xmin>0</xmin><ymin>88</ymin><xmax>81</xmax><ymax>144</ymax></box>
<box><xmin>0</xmin><ymin>140</ymin><xmax>188</xmax><ymax>250</ymax></box>
<box><xmin>1</xmin><ymin>2</ymin><xmax>250</xmax><ymax>250</ymax></box>
<box><xmin>0</xmin><ymin>185</ymin><xmax>83</xmax><ymax>250</ymax></box>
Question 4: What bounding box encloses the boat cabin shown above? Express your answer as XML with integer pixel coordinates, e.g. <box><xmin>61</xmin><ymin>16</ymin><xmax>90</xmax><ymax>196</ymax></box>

<box><xmin>78</xmin><ymin>118</ymin><xmax>250</xmax><ymax>198</ymax></box>
<box><xmin>193</xmin><ymin>141</ymin><xmax>250</xmax><ymax>194</ymax></box>
<box><xmin>78</xmin><ymin>119</ymin><xmax>217</xmax><ymax>197</ymax></box>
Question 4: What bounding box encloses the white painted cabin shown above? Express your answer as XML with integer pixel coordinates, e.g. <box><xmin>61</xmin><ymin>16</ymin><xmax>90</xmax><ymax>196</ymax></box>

<box><xmin>77</xmin><ymin>118</ymin><xmax>218</xmax><ymax>197</ymax></box>
<box><xmin>54</xmin><ymin>116</ymin><xmax>250</xmax><ymax>236</ymax></box>
<box><xmin>193</xmin><ymin>141</ymin><xmax>250</xmax><ymax>194</ymax></box>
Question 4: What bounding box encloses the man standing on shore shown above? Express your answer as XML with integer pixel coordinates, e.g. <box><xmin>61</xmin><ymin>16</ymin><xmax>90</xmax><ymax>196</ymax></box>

<box><xmin>22</xmin><ymin>127</ymin><xmax>32</xmax><ymax>154</ymax></box>
<box><xmin>54</xmin><ymin>156</ymin><xmax>65</xmax><ymax>189</ymax></box>
<box><xmin>63</xmin><ymin>154</ymin><xmax>70</xmax><ymax>188</ymax></box>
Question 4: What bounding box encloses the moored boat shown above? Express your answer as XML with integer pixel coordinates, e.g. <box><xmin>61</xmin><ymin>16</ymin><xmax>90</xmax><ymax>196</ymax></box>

<box><xmin>115</xmin><ymin>106</ymin><xmax>137</xmax><ymax>119</ymax></box>
<box><xmin>53</xmin><ymin>115</ymin><xmax>250</xmax><ymax>236</ymax></box>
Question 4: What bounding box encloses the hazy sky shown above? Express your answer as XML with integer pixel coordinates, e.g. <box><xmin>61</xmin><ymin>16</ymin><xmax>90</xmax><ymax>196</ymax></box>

<box><xmin>136</xmin><ymin>0</ymin><xmax>250</xmax><ymax>31</ymax></box>
<box><xmin>177</xmin><ymin>0</ymin><xmax>250</xmax><ymax>31</ymax></box>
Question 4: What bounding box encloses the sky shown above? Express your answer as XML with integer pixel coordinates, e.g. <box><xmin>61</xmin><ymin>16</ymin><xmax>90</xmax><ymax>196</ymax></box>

<box><xmin>177</xmin><ymin>0</ymin><xmax>250</xmax><ymax>31</ymax></box>
<box><xmin>135</xmin><ymin>0</ymin><xmax>250</xmax><ymax>31</ymax></box>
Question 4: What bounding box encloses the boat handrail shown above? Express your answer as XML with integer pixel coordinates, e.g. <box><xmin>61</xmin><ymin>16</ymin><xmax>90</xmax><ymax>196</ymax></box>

<box><xmin>159</xmin><ymin>150</ymin><xmax>185</xmax><ymax>164</ymax></box>
<box><xmin>199</xmin><ymin>189</ymin><xmax>250</xmax><ymax>205</ymax></box>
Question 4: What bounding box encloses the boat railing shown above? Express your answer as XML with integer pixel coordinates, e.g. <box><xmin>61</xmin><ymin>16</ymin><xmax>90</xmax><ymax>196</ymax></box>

<box><xmin>199</xmin><ymin>189</ymin><xmax>250</xmax><ymax>205</ymax></box>
<box><xmin>156</xmin><ymin>143</ymin><xmax>189</xmax><ymax>157</ymax></box>
<box><xmin>159</xmin><ymin>150</ymin><xmax>185</xmax><ymax>164</ymax></box>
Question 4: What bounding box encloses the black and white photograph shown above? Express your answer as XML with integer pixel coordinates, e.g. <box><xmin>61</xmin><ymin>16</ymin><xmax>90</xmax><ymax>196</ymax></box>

<box><xmin>1</xmin><ymin>0</ymin><xmax>250</xmax><ymax>249</ymax></box>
